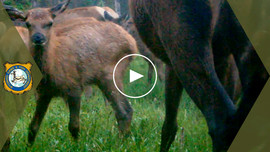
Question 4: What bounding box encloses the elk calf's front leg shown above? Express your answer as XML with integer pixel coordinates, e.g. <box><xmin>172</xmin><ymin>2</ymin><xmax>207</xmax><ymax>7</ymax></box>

<box><xmin>28</xmin><ymin>94</ymin><xmax>52</xmax><ymax>145</ymax></box>
<box><xmin>67</xmin><ymin>95</ymin><xmax>81</xmax><ymax>139</ymax></box>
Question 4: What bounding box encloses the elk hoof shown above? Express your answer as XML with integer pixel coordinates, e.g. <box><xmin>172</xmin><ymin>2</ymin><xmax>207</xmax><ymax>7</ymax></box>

<box><xmin>118</xmin><ymin>119</ymin><xmax>132</xmax><ymax>136</ymax></box>
<box><xmin>28</xmin><ymin>125</ymin><xmax>37</xmax><ymax>146</ymax></box>
<box><xmin>68</xmin><ymin>125</ymin><xmax>80</xmax><ymax>140</ymax></box>
<box><xmin>27</xmin><ymin>133</ymin><xmax>35</xmax><ymax>146</ymax></box>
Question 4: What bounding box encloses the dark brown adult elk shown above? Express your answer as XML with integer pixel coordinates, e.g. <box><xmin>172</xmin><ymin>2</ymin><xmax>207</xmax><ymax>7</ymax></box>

<box><xmin>6</xmin><ymin>1</ymin><xmax>137</xmax><ymax>145</ymax></box>
<box><xmin>105</xmin><ymin>11</ymin><xmax>241</xmax><ymax>100</ymax></box>
<box><xmin>117</xmin><ymin>18</ymin><xmax>165</xmax><ymax>82</ymax></box>
<box><xmin>104</xmin><ymin>14</ymin><xmax>165</xmax><ymax>82</ymax></box>
<box><xmin>129</xmin><ymin>0</ymin><xmax>268</xmax><ymax>151</ymax></box>
<box><xmin>105</xmin><ymin>12</ymin><xmax>242</xmax><ymax>96</ymax></box>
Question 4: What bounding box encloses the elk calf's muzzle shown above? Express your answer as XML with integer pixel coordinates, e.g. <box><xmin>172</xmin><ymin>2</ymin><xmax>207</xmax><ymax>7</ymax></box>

<box><xmin>31</xmin><ymin>33</ymin><xmax>46</xmax><ymax>45</ymax></box>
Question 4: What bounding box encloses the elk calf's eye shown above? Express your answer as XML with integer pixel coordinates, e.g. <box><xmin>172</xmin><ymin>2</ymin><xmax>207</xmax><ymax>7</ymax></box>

<box><xmin>44</xmin><ymin>22</ymin><xmax>53</xmax><ymax>28</ymax></box>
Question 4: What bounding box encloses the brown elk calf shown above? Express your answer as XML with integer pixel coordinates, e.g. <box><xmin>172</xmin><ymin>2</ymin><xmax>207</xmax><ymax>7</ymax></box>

<box><xmin>13</xmin><ymin>7</ymin><xmax>118</xmax><ymax>101</ymax></box>
<box><xmin>6</xmin><ymin>1</ymin><xmax>137</xmax><ymax>145</ymax></box>
<box><xmin>53</xmin><ymin>6</ymin><xmax>119</xmax><ymax>100</ymax></box>
<box><xmin>15</xmin><ymin>26</ymin><xmax>29</xmax><ymax>50</ymax></box>
<box><xmin>53</xmin><ymin>6</ymin><xmax>119</xmax><ymax>26</ymax></box>
<box><xmin>53</xmin><ymin>6</ymin><xmax>120</xmax><ymax>101</ymax></box>
<box><xmin>15</xmin><ymin>25</ymin><xmax>95</xmax><ymax>100</ymax></box>
<box><xmin>129</xmin><ymin>0</ymin><xmax>268</xmax><ymax>151</ymax></box>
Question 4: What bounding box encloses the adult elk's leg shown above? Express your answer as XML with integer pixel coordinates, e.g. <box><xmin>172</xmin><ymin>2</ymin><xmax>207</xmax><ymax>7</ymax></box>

<box><xmin>97</xmin><ymin>74</ymin><xmax>133</xmax><ymax>134</ymax></box>
<box><xmin>148</xmin><ymin>58</ymin><xmax>165</xmax><ymax>83</ymax></box>
<box><xmin>212</xmin><ymin>23</ymin><xmax>242</xmax><ymax>103</ymax></box>
<box><xmin>130</xmin><ymin>1</ymin><xmax>236</xmax><ymax>151</ymax></box>
<box><xmin>28</xmin><ymin>91</ymin><xmax>53</xmax><ymax>145</ymax></box>
<box><xmin>214</xmin><ymin>51</ymin><xmax>241</xmax><ymax>102</ymax></box>
<box><xmin>160</xmin><ymin>65</ymin><xmax>183</xmax><ymax>152</ymax></box>
<box><xmin>219</xmin><ymin>55</ymin><xmax>241</xmax><ymax>102</ymax></box>
<box><xmin>231</xmin><ymin>44</ymin><xmax>268</xmax><ymax>132</ymax></box>
<box><xmin>163</xmin><ymin>34</ymin><xmax>235</xmax><ymax>152</ymax></box>
<box><xmin>220</xmin><ymin>1</ymin><xmax>269</xmax><ymax>144</ymax></box>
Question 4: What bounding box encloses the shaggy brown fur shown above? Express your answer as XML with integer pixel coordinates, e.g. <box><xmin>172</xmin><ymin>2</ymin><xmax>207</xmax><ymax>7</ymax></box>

<box><xmin>6</xmin><ymin>1</ymin><xmax>137</xmax><ymax>146</ymax></box>
<box><xmin>53</xmin><ymin>6</ymin><xmax>119</xmax><ymax>100</ymax></box>
<box><xmin>14</xmin><ymin>7</ymin><xmax>120</xmax><ymax>102</ymax></box>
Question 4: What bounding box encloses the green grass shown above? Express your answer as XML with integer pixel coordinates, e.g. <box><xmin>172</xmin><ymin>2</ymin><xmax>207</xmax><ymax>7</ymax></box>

<box><xmin>10</xmin><ymin>57</ymin><xmax>212</xmax><ymax>152</ymax></box>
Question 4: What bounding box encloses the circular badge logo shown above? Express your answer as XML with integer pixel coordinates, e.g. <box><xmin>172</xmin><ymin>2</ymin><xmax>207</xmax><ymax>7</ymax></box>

<box><xmin>4</xmin><ymin>63</ymin><xmax>33</xmax><ymax>94</ymax></box>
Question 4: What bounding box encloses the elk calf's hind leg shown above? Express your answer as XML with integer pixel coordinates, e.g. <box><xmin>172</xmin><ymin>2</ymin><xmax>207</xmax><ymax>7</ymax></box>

<box><xmin>160</xmin><ymin>65</ymin><xmax>183</xmax><ymax>152</ymax></box>
<box><xmin>98</xmin><ymin>78</ymin><xmax>133</xmax><ymax>135</ymax></box>
<box><xmin>156</xmin><ymin>60</ymin><xmax>165</xmax><ymax>82</ymax></box>
<box><xmin>28</xmin><ymin>93</ymin><xmax>52</xmax><ymax>145</ymax></box>
<box><xmin>84</xmin><ymin>86</ymin><xmax>92</xmax><ymax>99</ymax></box>
<box><xmin>67</xmin><ymin>95</ymin><xmax>81</xmax><ymax>139</ymax></box>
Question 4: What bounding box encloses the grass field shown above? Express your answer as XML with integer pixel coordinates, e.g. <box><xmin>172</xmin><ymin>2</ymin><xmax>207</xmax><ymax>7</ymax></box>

<box><xmin>9</xmin><ymin>57</ymin><xmax>212</xmax><ymax>152</ymax></box>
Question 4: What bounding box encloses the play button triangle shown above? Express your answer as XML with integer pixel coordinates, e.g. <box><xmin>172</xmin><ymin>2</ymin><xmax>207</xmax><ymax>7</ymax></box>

<box><xmin>129</xmin><ymin>69</ymin><xmax>144</xmax><ymax>83</ymax></box>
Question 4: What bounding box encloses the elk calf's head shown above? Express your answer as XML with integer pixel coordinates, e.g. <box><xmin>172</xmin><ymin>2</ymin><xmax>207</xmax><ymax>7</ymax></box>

<box><xmin>121</xmin><ymin>18</ymin><xmax>136</xmax><ymax>35</ymax></box>
<box><xmin>6</xmin><ymin>1</ymin><xmax>70</xmax><ymax>46</ymax></box>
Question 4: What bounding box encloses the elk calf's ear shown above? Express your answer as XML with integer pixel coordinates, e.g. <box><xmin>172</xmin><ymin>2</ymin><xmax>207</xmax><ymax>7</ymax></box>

<box><xmin>116</xmin><ymin>13</ymin><xmax>130</xmax><ymax>24</ymax></box>
<box><xmin>50</xmin><ymin>0</ymin><xmax>70</xmax><ymax>18</ymax></box>
<box><xmin>123</xmin><ymin>13</ymin><xmax>130</xmax><ymax>22</ymax></box>
<box><xmin>104</xmin><ymin>11</ymin><xmax>114</xmax><ymax>21</ymax></box>
<box><xmin>3</xmin><ymin>5</ymin><xmax>26</xmax><ymax>21</ymax></box>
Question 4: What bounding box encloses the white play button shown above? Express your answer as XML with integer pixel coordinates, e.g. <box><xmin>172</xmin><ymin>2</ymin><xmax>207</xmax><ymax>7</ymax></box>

<box><xmin>129</xmin><ymin>69</ymin><xmax>144</xmax><ymax>83</ymax></box>
<box><xmin>113</xmin><ymin>54</ymin><xmax>157</xmax><ymax>98</ymax></box>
